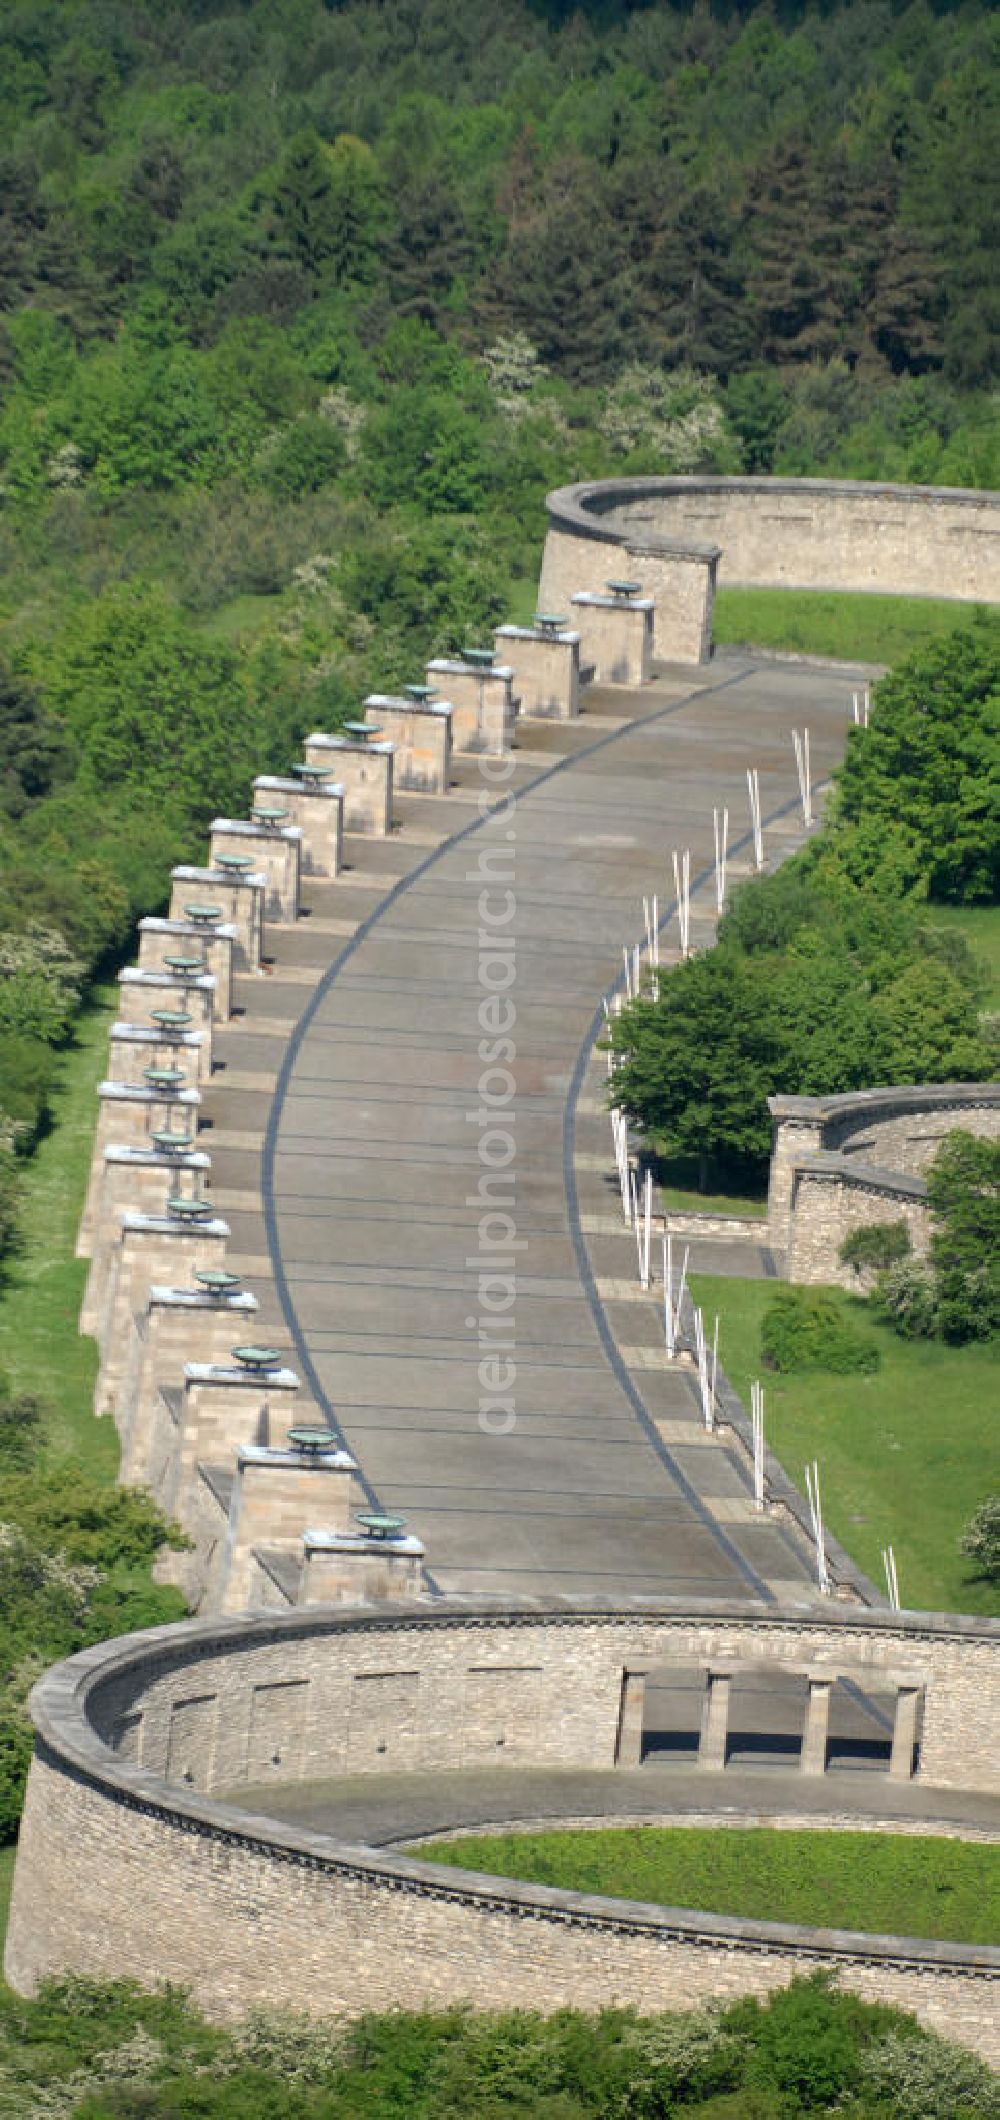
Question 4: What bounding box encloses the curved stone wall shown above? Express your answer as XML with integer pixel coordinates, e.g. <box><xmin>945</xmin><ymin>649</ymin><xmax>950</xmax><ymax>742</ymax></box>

<box><xmin>538</xmin><ymin>476</ymin><xmax>1000</xmax><ymax>664</ymax></box>
<box><xmin>7</xmin><ymin>1600</ymin><xmax>999</xmax><ymax>2053</ymax></box>
<box><xmin>767</xmin><ymin>1084</ymin><xmax>1000</xmax><ymax>1271</ymax></box>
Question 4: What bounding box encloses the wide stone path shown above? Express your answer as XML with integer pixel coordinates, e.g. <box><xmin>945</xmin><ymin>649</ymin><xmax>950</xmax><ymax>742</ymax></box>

<box><xmin>262</xmin><ymin>653</ymin><xmax>863</xmax><ymax>1602</ymax></box>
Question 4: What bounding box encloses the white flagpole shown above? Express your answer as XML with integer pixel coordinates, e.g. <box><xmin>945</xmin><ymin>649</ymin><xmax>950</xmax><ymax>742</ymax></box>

<box><xmin>805</xmin><ymin>1460</ymin><xmax>831</xmax><ymax>1595</ymax></box>
<box><xmin>751</xmin><ymin>1380</ymin><xmax>765</xmax><ymax>1509</ymax></box>
<box><xmin>747</xmin><ymin>768</ymin><xmax>763</xmax><ymax>871</ymax></box>
<box><xmin>651</xmin><ymin>891</ymin><xmax>659</xmax><ymax>969</ymax></box>
<box><xmin>882</xmin><ymin>1544</ymin><xmax>900</xmax><ymax>1611</ymax></box>
<box><xmin>713</xmin><ymin>806</ymin><xmax>728</xmax><ymax>916</ymax></box>
<box><xmin>641</xmin><ymin>1168</ymin><xmax>652</xmax><ymax>1290</ymax></box>
<box><xmin>792</xmin><ymin>729</ymin><xmax>813</xmax><ymax>830</ymax></box>
<box><xmin>663</xmin><ymin>1232</ymin><xmax>675</xmax><ymax>1359</ymax></box>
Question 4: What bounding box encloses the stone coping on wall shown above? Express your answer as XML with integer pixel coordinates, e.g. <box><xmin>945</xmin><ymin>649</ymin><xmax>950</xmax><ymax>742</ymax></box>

<box><xmin>546</xmin><ymin>475</ymin><xmax>1000</xmax><ymax>568</ymax></box>
<box><xmin>24</xmin><ymin>1598</ymin><xmax>1000</xmax><ymax>1978</ymax></box>
<box><xmin>792</xmin><ymin>1153</ymin><xmax>929</xmax><ymax>1200</ymax></box>
<box><xmin>769</xmin><ymin>1083</ymin><xmax>1000</xmax><ymax>1125</ymax></box>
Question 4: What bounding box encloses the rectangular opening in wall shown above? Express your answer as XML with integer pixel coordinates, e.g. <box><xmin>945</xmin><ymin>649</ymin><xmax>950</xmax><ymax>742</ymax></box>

<box><xmin>826</xmin><ymin>1676</ymin><xmax>895</xmax><ymax>1773</ymax></box>
<box><xmin>347</xmin><ymin>1671</ymin><xmax>420</xmax><ymax>1768</ymax></box>
<box><xmin>165</xmin><ymin>1693</ymin><xmax>218</xmax><ymax>1790</ymax></box>
<box><xmin>111</xmin><ymin>1710</ymin><xmax>143</xmax><ymax>1764</ymax></box>
<box><xmin>725</xmin><ymin>1669</ymin><xmax>807</xmax><ymax>1768</ymax></box>
<box><xmin>464</xmin><ymin>1667</ymin><xmax>543</xmax><ymax>1763</ymax></box>
<box><xmin>248</xmin><ymin>1677</ymin><xmax>309</xmax><ymax>1780</ymax></box>
<box><xmin>642</xmin><ymin>1666</ymin><xmax>704</xmax><ymax>1763</ymax></box>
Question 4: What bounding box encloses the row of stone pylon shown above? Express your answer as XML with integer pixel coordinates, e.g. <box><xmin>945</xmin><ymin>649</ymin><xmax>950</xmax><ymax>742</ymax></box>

<box><xmin>71</xmin><ymin>594</ymin><xmax>656</xmax><ymax>1616</ymax></box>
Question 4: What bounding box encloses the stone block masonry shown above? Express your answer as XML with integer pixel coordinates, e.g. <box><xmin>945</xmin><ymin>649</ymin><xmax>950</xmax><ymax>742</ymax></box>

<box><xmin>209</xmin><ymin>819</ymin><xmax>301</xmax><ymax>925</ymax></box>
<box><xmin>80</xmin><ymin>1146</ymin><xmax>211</xmax><ymax>1342</ymax></box>
<box><xmin>424</xmin><ymin>660</ymin><xmax>516</xmax><ymax>756</ymax></box>
<box><xmin>94</xmin><ymin>1212</ymin><xmax>230</xmax><ymax>1419</ymax></box>
<box><xmin>570</xmin><ymin>591</ymin><xmax>653</xmax><ymax>687</ymax></box>
<box><xmin>253</xmin><ymin>775</ymin><xmax>344</xmax><ymax>879</ymax></box>
<box><xmin>117</xmin><ymin>967</ymin><xmax>216</xmax><ymax>1051</ymax></box>
<box><xmin>168</xmin><ymin>867</ymin><xmax>265</xmax><ymax>973</ymax></box>
<box><xmin>106</xmin><ymin>1023</ymin><xmax>208</xmax><ymax>1089</ymax></box>
<box><xmin>362</xmin><ymin>694</ymin><xmax>453</xmax><ymax>793</ymax></box>
<box><xmin>6</xmin><ymin>1601</ymin><xmax>998</xmax><ymax>2059</ymax></box>
<box><xmin>77</xmin><ymin>1084</ymin><xmax>202</xmax><ymax>1256</ymax></box>
<box><xmin>137</xmin><ymin>919</ymin><xmax>236</xmax><ymax>1022</ymax></box>
<box><xmin>493</xmin><ymin>623</ymin><xmax>581</xmax><ymax>720</ymax></box>
<box><xmin>119</xmin><ymin>1285</ymin><xmax>259</xmax><ymax>1477</ymax></box>
<box><xmin>303</xmin><ymin>732</ymin><xmax>394</xmax><ymax>835</ymax></box>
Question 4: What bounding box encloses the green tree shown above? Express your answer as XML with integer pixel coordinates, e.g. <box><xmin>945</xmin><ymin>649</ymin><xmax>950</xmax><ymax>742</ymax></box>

<box><xmin>835</xmin><ymin>622</ymin><xmax>1000</xmax><ymax>904</ymax></box>
<box><xmin>926</xmin><ymin>1130</ymin><xmax>1000</xmax><ymax>1343</ymax></box>
<box><xmin>960</xmin><ymin>1496</ymin><xmax>1000</xmax><ymax>1585</ymax></box>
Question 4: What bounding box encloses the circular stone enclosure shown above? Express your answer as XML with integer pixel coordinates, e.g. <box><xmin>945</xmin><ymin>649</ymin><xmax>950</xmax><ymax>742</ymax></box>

<box><xmin>6</xmin><ymin>1597</ymin><xmax>999</xmax><ymax>2058</ymax></box>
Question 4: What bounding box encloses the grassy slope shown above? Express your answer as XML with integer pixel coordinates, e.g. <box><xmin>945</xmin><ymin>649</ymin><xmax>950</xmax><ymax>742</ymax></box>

<box><xmin>690</xmin><ymin>1272</ymin><xmax>1000</xmax><ymax>1617</ymax></box>
<box><xmin>713</xmin><ymin>586</ymin><xmax>999</xmax><ymax>663</ymax></box>
<box><xmin>0</xmin><ymin>983</ymin><xmax>117</xmax><ymax>1478</ymax></box>
<box><xmin>421</xmin><ymin>1827</ymin><xmax>1000</xmax><ymax>1945</ymax></box>
<box><xmin>923</xmin><ymin>902</ymin><xmax>1000</xmax><ymax>1010</ymax></box>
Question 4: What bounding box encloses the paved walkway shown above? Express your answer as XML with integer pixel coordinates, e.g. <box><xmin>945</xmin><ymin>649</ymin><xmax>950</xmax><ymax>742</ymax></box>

<box><xmin>252</xmin><ymin>652</ymin><xmax>866</xmax><ymax>1603</ymax></box>
<box><xmin>224</xmin><ymin>1763</ymin><xmax>1000</xmax><ymax>1848</ymax></box>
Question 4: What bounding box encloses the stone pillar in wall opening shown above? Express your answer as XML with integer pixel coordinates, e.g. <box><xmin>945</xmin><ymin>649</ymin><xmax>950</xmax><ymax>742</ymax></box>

<box><xmin>252</xmin><ymin>775</ymin><xmax>344</xmax><ymax>879</ymax></box>
<box><xmin>493</xmin><ymin>620</ymin><xmax>581</xmax><ymax>720</ymax></box>
<box><xmin>698</xmin><ymin>1668</ymin><xmax>731</xmax><ymax>1770</ymax></box>
<box><xmin>77</xmin><ymin>1083</ymin><xmax>201</xmax><ymax>1257</ymax></box>
<box><xmin>137</xmin><ymin>917</ymin><xmax>236</xmax><ymax>1023</ymax></box>
<box><xmin>766</xmin><ymin>1098</ymin><xmax>826</xmax><ymax>1251</ymax></box>
<box><xmin>209</xmin><ymin>819</ymin><xmax>301</xmax><ymax>925</ymax></box>
<box><xmin>297</xmin><ymin>1525</ymin><xmax>425</xmax><ymax>1604</ymax></box>
<box><xmin>614</xmin><ymin>1668</ymin><xmax>647</xmax><ymax>1767</ymax></box>
<box><xmin>120</xmin><ymin>1282</ymin><xmax>259</xmax><ymax>1484</ymax></box>
<box><xmin>94</xmin><ymin>1209</ymin><xmax>231</xmax><ymax>1420</ymax></box>
<box><xmin>211</xmin><ymin>1439</ymin><xmax>358</xmax><ymax>1615</ymax></box>
<box><xmin>362</xmin><ymin>695</ymin><xmax>453</xmax><ymax>794</ymax></box>
<box><xmin>81</xmin><ymin>1145</ymin><xmax>211</xmax><ymax>1344</ymax></box>
<box><xmin>424</xmin><ymin>656</ymin><xmax>516</xmax><ymax>757</ymax></box>
<box><xmin>569</xmin><ymin>586</ymin><xmax>653</xmax><ymax>688</ymax></box>
<box><xmin>800</xmin><ymin>1671</ymin><xmax>834</xmax><ymax>1775</ymax></box>
<box><xmin>116</xmin><ymin>968</ymin><xmax>216</xmax><ymax>1061</ymax></box>
<box><xmin>302</xmin><ymin>732</ymin><xmax>394</xmax><ymax>836</ymax></box>
<box><xmin>889</xmin><ymin>1681</ymin><xmax>924</xmax><ymax>1781</ymax></box>
<box><xmin>168</xmin><ymin>866</ymin><xmax>265</xmax><ymax>974</ymax></box>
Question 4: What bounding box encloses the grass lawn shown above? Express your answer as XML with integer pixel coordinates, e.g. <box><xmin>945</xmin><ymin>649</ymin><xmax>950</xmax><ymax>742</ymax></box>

<box><xmin>0</xmin><ymin>983</ymin><xmax>118</xmax><ymax>1479</ymax></box>
<box><xmin>690</xmin><ymin>1272</ymin><xmax>999</xmax><ymax>1618</ymax></box>
<box><xmin>713</xmin><ymin>586</ymin><xmax>998</xmax><ymax>665</ymax></box>
<box><xmin>920</xmin><ymin>902</ymin><xmax>1000</xmax><ymax>1011</ymax></box>
<box><xmin>419</xmin><ymin>1826</ymin><xmax>1000</xmax><ymax>1945</ymax></box>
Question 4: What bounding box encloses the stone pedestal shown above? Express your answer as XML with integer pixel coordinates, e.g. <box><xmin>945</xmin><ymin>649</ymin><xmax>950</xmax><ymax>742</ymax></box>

<box><xmin>120</xmin><ymin>1285</ymin><xmax>259</xmax><ymax>1479</ymax></box>
<box><xmin>82</xmin><ymin>1147</ymin><xmax>211</xmax><ymax>1343</ymax></box>
<box><xmin>137</xmin><ymin>918</ymin><xmax>236</xmax><ymax>1022</ymax></box>
<box><xmin>297</xmin><ymin>1527</ymin><xmax>425</xmax><ymax>1604</ymax></box>
<box><xmin>302</xmin><ymin>734</ymin><xmax>394</xmax><ymax>836</ymax></box>
<box><xmin>493</xmin><ymin>624</ymin><xmax>581</xmax><ymax>720</ymax></box>
<box><xmin>800</xmin><ymin>1673</ymin><xmax>834</xmax><ymax>1775</ymax></box>
<box><xmin>158</xmin><ymin>1361</ymin><xmax>302</xmax><ymax>1524</ymax></box>
<box><xmin>117</xmin><ymin>969</ymin><xmax>216</xmax><ymax>1061</ymax></box>
<box><xmin>211</xmin><ymin>1442</ymin><xmax>357</xmax><ymax>1614</ymax></box>
<box><xmin>168</xmin><ymin>867</ymin><xmax>265</xmax><ymax>974</ymax></box>
<box><xmin>570</xmin><ymin>591</ymin><xmax>653</xmax><ymax>687</ymax></box>
<box><xmin>78</xmin><ymin>1084</ymin><xmax>201</xmax><ymax>1257</ymax></box>
<box><xmin>106</xmin><ymin>1023</ymin><xmax>207</xmax><ymax>1089</ymax></box>
<box><xmin>94</xmin><ymin>1211</ymin><xmax>230</xmax><ymax>1419</ymax></box>
<box><xmin>209</xmin><ymin>820</ymin><xmax>301</xmax><ymax>925</ymax></box>
<box><xmin>362</xmin><ymin>695</ymin><xmax>452</xmax><ymax>794</ymax></box>
<box><xmin>699</xmin><ymin>1669</ymin><xmax>732</xmax><ymax>1770</ymax></box>
<box><xmin>424</xmin><ymin>660</ymin><xmax>515</xmax><ymax>756</ymax></box>
<box><xmin>253</xmin><ymin>776</ymin><xmax>344</xmax><ymax>879</ymax></box>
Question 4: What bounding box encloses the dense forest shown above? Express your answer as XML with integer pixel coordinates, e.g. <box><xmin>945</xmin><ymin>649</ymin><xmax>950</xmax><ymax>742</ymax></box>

<box><xmin>1</xmin><ymin>0</ymin><xmax>998</xmax><ymax>1190</ymax></box>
